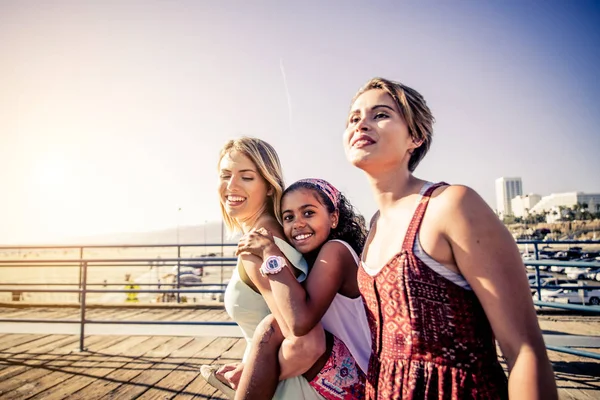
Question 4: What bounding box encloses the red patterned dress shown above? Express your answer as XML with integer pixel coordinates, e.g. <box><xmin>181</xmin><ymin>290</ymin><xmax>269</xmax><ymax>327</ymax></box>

<box><xmin>357</xmin><ymin>183</ymin><xmax>508</xmax><ymax>399</ymax></box>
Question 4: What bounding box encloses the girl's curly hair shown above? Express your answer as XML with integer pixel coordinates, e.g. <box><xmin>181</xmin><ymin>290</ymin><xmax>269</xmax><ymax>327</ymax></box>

<box><xmin>283</xmin><ymin>181</ymin><xmax>367</xmax><ymax>256</ymax></box>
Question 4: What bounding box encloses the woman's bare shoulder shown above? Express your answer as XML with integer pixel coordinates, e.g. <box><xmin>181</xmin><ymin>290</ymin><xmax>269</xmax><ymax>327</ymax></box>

<box><xmin>255</xmin><ymin>215</ymin><xmax>284</xmax><ymax>238</ymax></box>
<box><xmin>430</xmin><ymin>184</ymin><xmax>487</xmax><ymax>212</ymax></box>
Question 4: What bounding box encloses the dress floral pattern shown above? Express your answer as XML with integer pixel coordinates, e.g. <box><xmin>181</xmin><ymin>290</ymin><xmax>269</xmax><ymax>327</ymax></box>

<box><xmin>357</xmin><ymin>183</ymin><xmax>508</xmax><ymax>399</ymax></box>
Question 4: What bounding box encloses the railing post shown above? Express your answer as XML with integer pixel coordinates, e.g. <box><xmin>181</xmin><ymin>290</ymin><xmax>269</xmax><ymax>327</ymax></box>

<box><xmin>177</xmin><ymin>245</ymin><xmax>181</xmax><ymax>303</ymax></box>
<box><xmin>78</xmin><ymin>247</ymin><xmax>84</xmax><ymax>303</ymax></box>
<box><xmin>535</xmin><ymin>265</ymin><xmax>542</xmax><ymax>301</ymax></box>
<box><xmin>534</xmin><ymin>242</ymin><xmax>539</xmax><ymax>260</ymax></box>
<box><xmin>79</xmin><ymin>261</ymin><xmax>88</xmax><ymax>351</ymax></box>
<box><xmin>221</xmin><ymin>220</ymin><xmax>224</xmax><ymax>286</ymax></box>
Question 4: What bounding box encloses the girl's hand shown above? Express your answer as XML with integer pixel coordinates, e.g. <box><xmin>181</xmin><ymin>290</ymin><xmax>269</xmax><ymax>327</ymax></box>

<box><xmin>236</xmin><ymin>227</ymin><xmax>276</xmax><ymax>259</ymax></box>
<box><xmin>216</xmin><ymin>362</ymin><xmax>244</xmax><ymax>389</ymax></box>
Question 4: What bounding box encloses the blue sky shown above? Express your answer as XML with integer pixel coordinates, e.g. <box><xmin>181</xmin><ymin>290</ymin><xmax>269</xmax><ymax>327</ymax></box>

<box><xmin>1</xmin><ymin>0</ymin><xmax>599</xmax><ymax>243</ymax></box>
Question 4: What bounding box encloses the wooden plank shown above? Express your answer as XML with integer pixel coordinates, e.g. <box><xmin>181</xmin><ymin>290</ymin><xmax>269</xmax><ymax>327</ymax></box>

<box><xmin>176</xmin><ymin>337</ymin><xmax>242</xmax><ymax>400</ymax></box>
<box><xmin>0</xmin><ymin>335</ymin><xmax>84</xmax><ymax>377</ymax></box>
<box><xmin>186</xmin><ymin>308</ymin><xmax>213</xmax><ymax>321</ymax></box>
<box><xmin>88</xmin><ymin>308</ymin><xmax>151</xmax><ymax>321</ymax></box>
<box><xmin>217</xmin><ymin>339</ymin><xmax>246</xmax><ymax>364</ymax></box>
<box><xmin>68</xmin><ymin>336</ymin><xmax>217</xmax><ymax>400</ymax></box>
<box><xmin>43</xmin><ymin>335</ymin><xmax>179</xmax><ymax>399</ymax></box>
<box><xmin>16</xmin><ymin>335</ymin><xmax>158</xmax><ymax>400</ymax></box>
<box><xmin>0</xmin><ymin>334</ymin><xmax>50</xmax><ymax>352</ymax></box>
<box><xmin>115</xmin><ymin>337</ymin><xmax>218</xmax><ymax>400</ymax></box>
<box><xmin>0</xmin><ymin>335</ymin><xmax>127</xmax><ymax>398</ymax></box>
<box><xmin>0</xmin><ymin>334</ymin><xmax>53</xmax><ymax>374</ymax></box>
<box><xmin>547</xmin><ymin>349</ymin><xmax>600</xmax><ymax>400</ymax></box>
<box><xmin>0</xmin><ymin>307</ymin><xmax>74</xmax><ymax>320</ymax></box>
<box><xmin>97</xmin><ymin>336</ymin><xmax>201</xmax><ymax>399</ymax></box>
<box><xmin>132</xmin><ymin>337</ymin><xmax>243</xmax><ymax>400</ymax></box>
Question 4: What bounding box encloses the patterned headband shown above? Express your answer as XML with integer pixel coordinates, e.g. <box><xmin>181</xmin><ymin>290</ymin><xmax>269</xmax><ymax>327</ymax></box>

<box><xmin>295</xmin><ymin>178</ymin><xmax>341</xmax><ymax>210</ymax></box>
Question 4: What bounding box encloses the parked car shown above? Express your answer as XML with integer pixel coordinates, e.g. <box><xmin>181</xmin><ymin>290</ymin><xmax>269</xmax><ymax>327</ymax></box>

<box><xmin>567</xmin><ymin>266</ymin><xmax>600</xmax><ymax>280</ymax></box>
<box><xmin>536</xmin><ymin>284</ymin><xmax>600</xmax><ymax>306</ymax></box>
<box><xmin>580</xmin><ymin>251</ymin><xmax>600</xmax><ymax>260</ymax></box>
<box><xmin>584</xmin><ymin>268</ymin><xmax>600</xmax><ymax>280</ymax></box>
<box><xmin>553</xmin><ymin>250</ymin><xmax>583</xmax><ymax>261</ymax></box>
<box><xmin>530</xmin><ymin>277</ymin><xmax>579</xmax><ymax>295</ymax></box>
<box><xmin>527</xmin><ymin>272</ymin><xmax>553</xmax><ymax>284</ymax></box>
<box><xmin>550</xmin><ymin>265</ymin><xmax>566</xmax><ymax>273</ymax></box>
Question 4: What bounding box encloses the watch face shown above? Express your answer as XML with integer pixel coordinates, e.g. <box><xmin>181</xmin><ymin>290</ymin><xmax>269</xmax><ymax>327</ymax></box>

<box><xmin>267</xmin><ymin>258</ymin><xmax>279</xmax><ymax>271</ymax></box>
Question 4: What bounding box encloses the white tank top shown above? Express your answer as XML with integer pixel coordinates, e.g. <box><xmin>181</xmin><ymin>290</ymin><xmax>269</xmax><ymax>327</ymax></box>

<box><xmin>319</xmin><ymin>239</ymin><xmax>372</xmax><ymax>374</ymax></box>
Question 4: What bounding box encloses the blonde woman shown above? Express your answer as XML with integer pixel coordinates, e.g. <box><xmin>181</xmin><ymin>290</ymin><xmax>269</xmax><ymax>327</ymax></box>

<box><xmin>200</xmin><ymin>137</ymin><xmax>325</xmax><ymax>399</ymax></box>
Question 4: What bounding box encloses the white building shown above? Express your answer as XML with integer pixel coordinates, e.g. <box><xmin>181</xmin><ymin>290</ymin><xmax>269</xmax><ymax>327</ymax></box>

<box><xmin>495</xmin><ymin>177</ymin><xmax>523</xmax><ymax>216</ymax></box>
<box><xmin>529</xmin><ymin>192</ymin><xmax>600</xmax><ymax>222</ymax></box>
<box><xmin>511</xmin><ymin>194</ymin><xmax>542</xmax><ymax>218</ymax></box>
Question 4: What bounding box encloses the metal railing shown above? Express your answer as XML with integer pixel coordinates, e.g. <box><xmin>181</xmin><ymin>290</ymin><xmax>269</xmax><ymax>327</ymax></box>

<box><xmin>0</xmin><ymin>243</ymin><xmax>238</xmax><ymax>350</ymax></box>
<box><xmin>1</xmin><ymin>241</ymin><xmax>599</xmax><ymax>359</ymax></box>
<box><xmin>519</xmin><ymin>240</ymin><xmax>600</xmax><ymax>360</ymax></box>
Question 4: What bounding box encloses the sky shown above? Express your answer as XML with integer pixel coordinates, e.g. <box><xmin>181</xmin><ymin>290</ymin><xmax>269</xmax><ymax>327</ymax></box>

<box><xmin>1</xmin><ymin>0</ymin><xmax>599</xmax><ymax>244</ymax></box>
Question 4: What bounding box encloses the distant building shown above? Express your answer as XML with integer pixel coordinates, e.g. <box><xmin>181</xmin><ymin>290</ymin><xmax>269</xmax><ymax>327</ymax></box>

<box><xmin>511</xmin><ymin>194</ymin><xmax>541</xmax><ymax>218</ymax></box>
<box><xmin>495</xmin><ymin>177</ymin><xmax>523</xmax><ymax>216</ymax></box>
<box><xmin>529</xmin><ymin>192</ymin><xmax>600</xmax><ymax>222</ymax></box>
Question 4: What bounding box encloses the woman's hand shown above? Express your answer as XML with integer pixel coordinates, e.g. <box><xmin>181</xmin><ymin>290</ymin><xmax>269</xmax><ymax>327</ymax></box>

<box><xmin>236</xmin><ymin>227</ymin><xmax>276</xmax><ymax>259</ymax></box>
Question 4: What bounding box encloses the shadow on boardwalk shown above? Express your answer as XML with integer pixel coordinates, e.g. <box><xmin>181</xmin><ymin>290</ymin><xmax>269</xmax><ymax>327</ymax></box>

<box><xmin>0</xmin><ymin>306</ymin><xmax>599</xmax><ymax>399</ymax></box>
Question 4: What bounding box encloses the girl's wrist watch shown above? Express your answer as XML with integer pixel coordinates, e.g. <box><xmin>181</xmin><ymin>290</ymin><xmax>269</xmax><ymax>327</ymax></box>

<box><xmin>259</xmin><ymin>255</ymin><xmax>286</xmax><ymax>277</ymax></box>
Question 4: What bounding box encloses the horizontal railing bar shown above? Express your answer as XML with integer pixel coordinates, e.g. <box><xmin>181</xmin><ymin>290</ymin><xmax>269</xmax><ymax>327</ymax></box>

<box><xmin>0</xmin><ymin>262</ymin><xmax>235</xmax><ymax>267</ymax></box>
<box><xmin>545</xmin><ymin>345</ymin><xmax>600</xmax><ymax>360</ymax></box>
<box><xmin>0</xmin><ymin>319</ymin><xmax>236</xmax><ymax>326</ymax></box>
<box><xmin>517</xmin><ymin>240</ymin><xmax>600</xmax><ymax>245</ymax></box>
<box><xmin>0</xmin><ymin>289</ymin><xmax>226</xmax><ymax>294</ymax></box>
<box><xmin>86</xmin><ymin>319</ymin><xmax>236</xmax><ymax>326</ymax></box>
<box><xmin>3</xmin><ymin>259</ymin><xmax>598</xmax><ymax>268</ymax></box>
<box><xmin>0</xmin><ymin>319</ymin><xmax>83</xmax><ymax>324</ymax></box>
<box><xmin>2</xmin><ymin>282</ymin><xmax>594</xmax><ymax>290</ymax></box>
<box><xmin>0</xmin><ymin>243</ymin><xmax>238</xmax><ymax>249</ymax></box>
<box><xmin>524</xmin><ymin>260</ymin><xmax>600</xmax><ymax>268</ymax></box>
<box><xmin>0</xmin><ymin>257</ymin><xmax>237</xmax><ymax>264</ymax></box>
<box><xmin>0</xmin><ymin>283</ymin><xmax>227</xmax><ymax>287</ymax></box>
<box><xmin>532</xmin><ymin>285</ymin><xmax>600</xmax><ymax>290</ymax></box>
<box><xmin>3</xmin><ymin>240</ymin><xmax>598</xmax><ymax>250</ymax></box>
<box><xmin>0</xmin><ymin>264</ymin><xmax>237</xmax><ymax>269</ymax></box>
<box><xmin>534</xmin><ymin>301</ymin><xmax>600</xmax><ymax>313</ymax></box>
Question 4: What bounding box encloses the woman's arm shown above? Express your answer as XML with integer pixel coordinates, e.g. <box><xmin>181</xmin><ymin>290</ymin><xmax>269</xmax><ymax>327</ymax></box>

<box><xmin>239</xmin><ymin>232</ymin><xmax>351</xmax><ymax>336</ymax></box>
<box><xmin>439</xmin><ymin>185</ymin><xmax>557</xmax><ymax>399</ymax></box>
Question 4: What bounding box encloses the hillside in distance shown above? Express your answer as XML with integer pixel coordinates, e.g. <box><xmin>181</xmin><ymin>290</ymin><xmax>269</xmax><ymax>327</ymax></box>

<box><xmin>62</xmin><ymin>222</ymin><xmax>239</xmax><ymax>246</ymax></box>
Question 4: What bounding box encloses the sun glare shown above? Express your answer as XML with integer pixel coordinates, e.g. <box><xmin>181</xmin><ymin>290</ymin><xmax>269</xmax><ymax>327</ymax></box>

<box><xmin>36</xmin><ymin>156</ymin><xmax>69</xmax><ymax>187</ymax></box>
<box><xmin>28</xmin><ymin>151</ymin><xmax>85</xmax><ymax>240</ymax></box>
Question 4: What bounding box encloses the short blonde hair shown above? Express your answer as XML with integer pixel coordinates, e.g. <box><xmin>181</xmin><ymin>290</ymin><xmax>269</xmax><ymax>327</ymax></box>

<box><xmin>352</xmin><ymin>78</ymin><xmax>434</xmax><ymax>172</ymax></box>
<box><xmin>218</xmin><ymin>137</ymin><xmax>284</xmax><ymax>234</ymax></box>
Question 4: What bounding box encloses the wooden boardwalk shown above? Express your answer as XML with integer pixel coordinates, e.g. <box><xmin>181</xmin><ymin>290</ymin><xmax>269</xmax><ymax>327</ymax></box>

<box><xmin>0</xmin><ymin>306</ymin><xmax>599</xmax><ymax>399</ymax></box>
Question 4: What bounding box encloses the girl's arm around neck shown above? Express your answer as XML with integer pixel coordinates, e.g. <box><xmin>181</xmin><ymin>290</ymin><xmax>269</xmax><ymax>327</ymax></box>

<box><xmin>439</xmin><ymin>185</ymin><xmax>557</xmax><ymax>400</ymax></box>
<box><xmin>264</xmin><ymin>241</ymin><xmax>352</xmax><ymax>337</ymax></box>
<box><xmin>239</xmin><ymin>252</ymin><xmax>293</xmax><ymax>338</ymax></box>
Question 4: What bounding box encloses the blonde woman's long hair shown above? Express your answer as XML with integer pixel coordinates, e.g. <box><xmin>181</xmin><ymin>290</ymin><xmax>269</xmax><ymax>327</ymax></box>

<box><xmin>217</xmin><ymin>137</ymin><xmax>285</xmax><ymax>234</ymax></box>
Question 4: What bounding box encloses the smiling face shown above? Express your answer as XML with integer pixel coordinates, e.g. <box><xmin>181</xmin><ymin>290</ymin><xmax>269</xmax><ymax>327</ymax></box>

<box><xmin>281</xmin><ymin>188</ymin><xmax>338</xmax><ymax>254</ymax></box>
<box><xmin>218</xmin><ymin>150</ymin><xmax>272</xmax><ymax>226</ymax></box>
<box><xmin>343</xmin><ymin>89</ymin><xmax>420</xmax><ymax>173</ymax></box>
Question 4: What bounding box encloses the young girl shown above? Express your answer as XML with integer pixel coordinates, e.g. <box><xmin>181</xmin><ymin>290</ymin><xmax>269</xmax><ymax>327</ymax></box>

<box><xmin>344</xmin><ymin>77</ymin><xmax>557</xmax><ymax>399</ymax></box>
<box><xmin>235</xmin><ymin>179</ymin><xmax>371</xmax><ymax>399</ymax></box>
<box><xmin>205</xmin><ymin>138</ymin><xmax>330</xmax><ymax>399</ymax></box>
